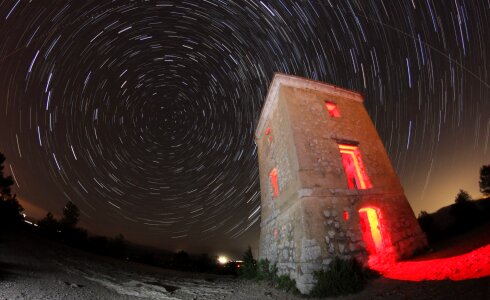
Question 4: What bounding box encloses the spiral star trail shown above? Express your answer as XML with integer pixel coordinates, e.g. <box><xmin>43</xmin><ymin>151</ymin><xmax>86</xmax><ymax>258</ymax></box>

<box><xmin>0</xmin><ymin>1</ymin><xmax>489</xmax><ymax>256</ymax></box>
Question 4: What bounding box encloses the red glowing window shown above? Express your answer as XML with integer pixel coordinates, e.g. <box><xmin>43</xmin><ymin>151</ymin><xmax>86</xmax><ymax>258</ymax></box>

<box><xmin>338</xmin><ymin>144</ymin><xmax>372</xmax><ymax>190</ymax></box>
<box><xmin>359</xmin><ymin>207</ymin><xmax>383</xmax><ymax>255</ymax></box>
<box><xmin>269</xmin><ymin>168</ymin><xmax>279</xmax><ymax>198</ymax></box>
<box><xmin>325</xmin><ymin>101</ymin><xmax>341</xmax><ymax>117</ymax></box>
<box><xmin>343</xmin><ymin>210</ymin><xmax>349</xmax><ymax>221</ymax></box>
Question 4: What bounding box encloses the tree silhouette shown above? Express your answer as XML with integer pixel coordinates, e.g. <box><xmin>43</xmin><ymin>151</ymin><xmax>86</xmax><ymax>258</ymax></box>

<box><xmin>0</xmin><ymin>152</ymin><xmax>14</xmax><ymax>198</ymax></box>
<box><xmin>455</xmin><ymin>189</ymin><xmax>472</xmax><ymax>204</ymax></box>
<box><xmin>60</xmin><ymin>201</ymin><xmax>80</xmax><ymax>228</ymax></box>
<box><xmin>417</xmin><ymin>211</ymin><xmax>436</xmax><ymax>242</ymax></box>
<box><xmin>0</xmin><ymin>152</ymin><xmax>24</xmax><ymax>228</ymax></box>
<box><xmin>173</xmin><ymin>250</ymin><xmax>191</xmax><ymax>269</ymax></box>
<box><xmin>238</xmin><ymin>246</ymin><xmax>257</xmax><ymax>279</ymax></box>
<box><xmin>108</xmin><ymin>234</ymin><xmax>127</xmax><ymax>258</ymax></box>
<box><xmin>0</xmin><ymin>194</ymin><xmax>24</xmax><ymax>227</ymax></box>
<box><xmin>480</xmin><ymin>165</ymin><xmax>490</xmax><ymax>196</ymax></box>
<box><xmin>38</xmin><ymin>212</ymin><xmax>59</xmax><ymax>236</ymax></box>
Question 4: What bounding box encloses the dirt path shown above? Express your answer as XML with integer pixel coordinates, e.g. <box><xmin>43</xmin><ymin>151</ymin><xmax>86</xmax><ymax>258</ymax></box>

<box><xmin>1</xmin><ymin>230</ymin><xmax>489</xmax><ymax>299</ymax></box>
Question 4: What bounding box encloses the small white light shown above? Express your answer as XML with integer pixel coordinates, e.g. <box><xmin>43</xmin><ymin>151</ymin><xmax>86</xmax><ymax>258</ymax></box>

<box><xmin>217</xmin><ymin>256</ymin><xmax>229</xmax><ymax>265</ymax></box>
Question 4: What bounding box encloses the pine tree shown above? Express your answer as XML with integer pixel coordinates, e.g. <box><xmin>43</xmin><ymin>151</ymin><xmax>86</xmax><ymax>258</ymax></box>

<box><xmin>455</xmin><ymin>189</ymin><xmax>472</xmax><ymax>204</ymax></box>
<box><xmin>0</xmin><ymin>152</ymin><xmax>14</xmax><ymax>198</ymax></box>
<box><xmin>60</xmin><ymin>201</ymin><xmax>80</xmax><ymax>228</ymax></box>
<box><xmin>479</xmin><ymin>165</ymin><xmax>490</xmax><ymax>196</ymax></box>
<box><xmin>239</xmin><ymin>246</ymin><xmax>257</xmax><ymax>279</ymax></box>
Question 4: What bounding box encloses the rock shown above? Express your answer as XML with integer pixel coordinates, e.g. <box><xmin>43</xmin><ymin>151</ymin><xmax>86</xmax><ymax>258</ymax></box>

<box><xmin>63</xmin><ymin>282</ymin><xmax>84</xmax><ymax>288</ymax></box>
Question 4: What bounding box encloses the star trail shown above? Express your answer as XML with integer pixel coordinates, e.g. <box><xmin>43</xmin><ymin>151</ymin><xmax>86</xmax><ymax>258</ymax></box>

<box><xmin>0</xmin><ymin>0</ymin><xmax>489</xmax><ymax>256</ymax></box>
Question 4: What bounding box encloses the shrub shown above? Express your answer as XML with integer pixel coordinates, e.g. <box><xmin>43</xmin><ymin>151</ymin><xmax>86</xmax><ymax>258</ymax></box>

<box><xmin>238</xmin><ymin>246</ymin><xmax>257</xmax><ymax>279</ymax></box>
<box><xmin>276</xmin><ymin>274</ymin><xmax>299</xmax><ymax>293</ymax></box>
<box><xmin>455</xmin><ymin>189</ymin><xmax>472</xmax><ymax>203</ymax></box>
<box><xmin>310</xmin><ymin>257</ymin><xmax>375</xmax><ymax>297</ymax></box>
<box><xmin>238</xmin><ymin>247</ymin><xmax>299</xmax><ymax>294</ymax></box>
<box><xmin>450</xmin><ymin>198</ymin><xmax>482</xmax><ymax>233</ymax></box>
<box><xmin>256</xmin><ymin>259</ymin><xmax>277</xmax><ymax>281</ymax></box>
<box><xmin>418</xmin><ymin>210</ymin><xmax>437</xmax><ymax>242</ymax></box>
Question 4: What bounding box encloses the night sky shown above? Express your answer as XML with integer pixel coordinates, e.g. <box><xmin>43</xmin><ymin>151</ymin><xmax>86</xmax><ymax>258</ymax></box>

<box><xmin>0</xmin><ymin>0</ymin><xmax>488</xmax><ymax>258</ymax></box>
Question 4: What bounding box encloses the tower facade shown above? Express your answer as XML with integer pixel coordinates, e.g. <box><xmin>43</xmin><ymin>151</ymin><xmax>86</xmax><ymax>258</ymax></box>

<box><xmin>255</xmin><ymin>74</ymin><xmax>427</xmax><ymax>293</ymax></box>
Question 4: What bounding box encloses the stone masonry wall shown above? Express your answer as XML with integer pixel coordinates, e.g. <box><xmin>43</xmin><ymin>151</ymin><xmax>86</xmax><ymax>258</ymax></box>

<box><xmin>258</xmin><ymin>87</ymin><xmax>301</xmax><ymax>265</ymax></box>
<box><xmin>256</xmin><ymin>75</ymin><xmax>427</xmax><ymax>294</ymax></box>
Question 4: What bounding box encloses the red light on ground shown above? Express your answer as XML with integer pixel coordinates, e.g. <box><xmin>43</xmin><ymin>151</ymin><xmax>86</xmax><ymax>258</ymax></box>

<box><xmin>343</xmin><ymin>210</ymin><xmax>349</xmax><ymax>221</ymax></box>
<box><xmin>338</xmin><ymin>144</ymin><xmax>372</xmax><ymax>190</ymax></box>
<box><xmin>269</xmin><ymin>168</ymin><xmax>279</xmax><ymax>198</ymax></box>
<box><xmin>325</xmin><ymin>101</ymin><xmax>341</xmax><ymax>117</ymax></box>
<box><xmin>369</xmin><ymin>244</ymin><xmax>490</xmax><ymax>281</ymax></box>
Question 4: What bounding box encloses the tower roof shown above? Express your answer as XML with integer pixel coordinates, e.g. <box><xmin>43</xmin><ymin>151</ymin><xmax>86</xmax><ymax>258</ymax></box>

<box><xmin>255</xmin><ymin>73</ymin><xmax>364</xmax><ymax>138</ymax></box>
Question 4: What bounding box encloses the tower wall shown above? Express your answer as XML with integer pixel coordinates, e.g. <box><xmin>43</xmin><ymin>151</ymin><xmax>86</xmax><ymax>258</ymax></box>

<box><xmin>256</xmin><ymin>74</ymin><xmax>427</xmax><ymax>294</ymax></box>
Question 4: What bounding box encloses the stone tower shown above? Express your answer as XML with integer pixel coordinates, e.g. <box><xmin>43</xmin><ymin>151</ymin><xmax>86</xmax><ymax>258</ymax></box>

<box><xmin>255</xmin><ymin>74</ymin><xmax>427</xmax><ymax>293</ymax></box>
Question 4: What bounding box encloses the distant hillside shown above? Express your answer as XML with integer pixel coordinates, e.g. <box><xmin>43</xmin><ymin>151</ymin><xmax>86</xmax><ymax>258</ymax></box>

<box><xmin>418</xmin><ymin>197</ymin><xmax>490</xmax><ymax>243</ymax></box>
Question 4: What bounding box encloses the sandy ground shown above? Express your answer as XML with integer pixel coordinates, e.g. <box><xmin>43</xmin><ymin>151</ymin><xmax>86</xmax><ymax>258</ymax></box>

<box><xmin>0</xmin><ymin>230</ymin><xmax>489</xmax><ymax>300</ymax></box>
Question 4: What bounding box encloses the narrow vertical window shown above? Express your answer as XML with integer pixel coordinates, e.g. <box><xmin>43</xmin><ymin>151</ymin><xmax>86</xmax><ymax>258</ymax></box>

<box><xmin>265</xmin><ymin>127</ymin><xmax>272</xmax><ymax>142</ymax></box>
<box><xmin>338</xmin><ymin>144</ymin><xmax>372</xmax><ymax>189</ymax></box>
<box><xmin>343</xmin><ymin>210</ymin><xmax>349</xmax><ymax>221</ymax></box>
<box><xmin>325</xmin><ymin>101</ymin><xmax>341</xmax><ymax>117</ymax></box>
<box><xmin>269</xmin><ymin>168</ymin><xmax>279</xmax><ymax>197</ymax></box>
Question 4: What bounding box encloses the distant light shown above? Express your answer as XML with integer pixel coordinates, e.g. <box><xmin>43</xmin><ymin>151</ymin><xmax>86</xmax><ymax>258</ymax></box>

<box><xmin>217</xmin><ymin>256</ymin><xmax>229</xmax><ymax>265</ymax></box>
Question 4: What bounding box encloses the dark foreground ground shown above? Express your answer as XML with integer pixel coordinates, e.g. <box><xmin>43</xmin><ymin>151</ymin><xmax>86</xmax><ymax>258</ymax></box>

<box><xmin>0</xmin><ymin>229</ymin><xmax>489</xmax><ymax>300</ymax></box>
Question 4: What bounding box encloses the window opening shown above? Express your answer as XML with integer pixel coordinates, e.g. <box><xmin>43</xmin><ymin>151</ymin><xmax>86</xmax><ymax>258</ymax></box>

<box><xmin>343</xmin><ymin>210</ymin><xmax>349</xmax><ymax>221</ymax></box>
<box><xmin>338</xmin><ymin>144</ymin><xmax>372</xmax><ymax>189</ymax></box>
<box><xmin>269</xmin><ymin>168</ymin><xmax>279</xmax><ymax>198</ymax></box>
<box><xmin>325</xmin><ymin>101</ymin><xmax>341</xmax><ymax>117</ymax></box>
<box><xmin>358</xmin><ymin>207</ymin><xmax>383</xmax><ymax>255</ymax></box>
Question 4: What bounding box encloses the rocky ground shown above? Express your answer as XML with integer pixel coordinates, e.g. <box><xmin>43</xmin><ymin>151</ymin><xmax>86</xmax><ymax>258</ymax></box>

<box><xmin>0</xmin><ymin>229</ymin><xmax>489</xmax><ymax>300</ymax></box>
